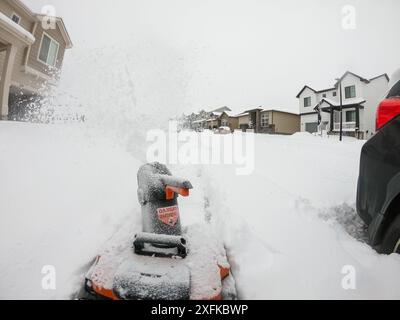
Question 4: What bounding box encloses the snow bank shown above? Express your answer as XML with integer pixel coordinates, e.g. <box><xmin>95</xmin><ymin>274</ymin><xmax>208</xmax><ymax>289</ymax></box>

<box><xmin>171</xmin><ymin>132</ymin><xmax>400</xmax><ymax>299</ymax></box>
<box><xmin>291</xmin><ymin>131</ymin><xmax>315</xmax><ymax>138</ymax></box>
<box><xmin>0</xmin><ymin>122</ymin><xmax>141</xmax><ymax>299</ymax></box>
<box><xmin>1</xmin><ymin>125</ymin><xmax>400</xmax><ymax>299</ymax></box>
<box><xmin>214</xmin><ymin>134</ymin><xmax>400</xmax><ymax>299</ymax></box>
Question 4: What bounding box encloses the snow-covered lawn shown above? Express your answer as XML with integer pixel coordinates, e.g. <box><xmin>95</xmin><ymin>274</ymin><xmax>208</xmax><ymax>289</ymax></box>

<box><xmin>1</xmin><ymin>122</ymin><xmax>400</xmax><ymax>299</ymax></box>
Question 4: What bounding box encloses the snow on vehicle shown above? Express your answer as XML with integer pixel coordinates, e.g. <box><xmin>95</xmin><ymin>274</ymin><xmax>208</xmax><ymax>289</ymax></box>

<box><xmin>80</xmin><ymin>162</ymin><xmax>232</xmax><ymax>300</ymax></box>
<box><xmin>214</xmin><ymin>126</ymin><xmax>232</xmax><ymax>134</ymax></box>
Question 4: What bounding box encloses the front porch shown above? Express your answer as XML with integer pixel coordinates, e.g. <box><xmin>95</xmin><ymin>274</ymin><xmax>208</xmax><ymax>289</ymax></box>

<box><xmin>0</xmin><ymin>12</ymin><xmax>35</xmax><ymax>119</ymax></box>
<box><xmin>315</xmin><ymin>98</ymin><xmax>365</xmax><ymax>135</ymax></box>
<box><xmin>0</xmin><ymin>41</ymin><xmax>17</xmax><ymax>120</ymax></box>
<box><xmin>333</xmin><ymin>121</ymin><xmax>357</xmax><ymax>132</ymax></box>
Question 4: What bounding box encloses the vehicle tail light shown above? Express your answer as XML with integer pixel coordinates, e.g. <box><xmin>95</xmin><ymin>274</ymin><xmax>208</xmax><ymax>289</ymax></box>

<box><xmin>376</xmin><ymin>98</ymin><xmax>400</xmax><ymax>130</ymax></box>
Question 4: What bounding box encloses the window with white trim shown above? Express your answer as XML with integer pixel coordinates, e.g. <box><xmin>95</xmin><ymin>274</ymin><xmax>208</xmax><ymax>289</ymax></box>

<box><xmin>261</xmin><ymin>113</ymin><xmax>269</xmax><ymax>127</ymax></box>
<box><xmin>304</xmin><ymin>97</ymin><xmax>311</xmax><ymax>107</ymax></box>
<box><xmin>38</xmin><ymin>34</ymin><xmax>59</xmax><ymax>67</ymax></box>
<box><xmin>11</xmin><ymin>13</ymin><xmax>21</xmax><ymax>24</ymax></box>
<box><xmin>345</xmin><ymin>85</ymin><xmax>356</xmax><ymax>99</ymax></box>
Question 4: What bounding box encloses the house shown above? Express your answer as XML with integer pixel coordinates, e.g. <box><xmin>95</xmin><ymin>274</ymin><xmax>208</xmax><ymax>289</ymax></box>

<box><xmin>205</xmin><ymin>111</ymin><xmax>238</xmax><ymax>130</ymax></box>
<box><xmin>297</xmin><ymin>71</ymin><xmax>389</xmax><ymax>138</ymax></box>
<box><xmin>235</xmin><ymin>108</ymin><xmax>300</xmax><ymax>134</ymax></box>
<box><xmin>189</xmin><ymin>105</ymin><xmax>299</xmax><ymax>134</ymax></box>
<box><xmin>0</xmin><ymin>0</ymin><xmax>72</xmax><ymax>120</ymax></box>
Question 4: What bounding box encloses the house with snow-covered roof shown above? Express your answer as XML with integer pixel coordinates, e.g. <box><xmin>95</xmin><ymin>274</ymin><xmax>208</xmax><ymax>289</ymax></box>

<box><xmin>210</xmin><ymin>106</ymin><xmax>232</xmax><ymax>113</ymax></box>
<box><xmin>297</xmin><ymin>71</ymin><xmax>389</xmax><ymax>139</ymax></box>
<box><xmin>204</xmin><ymin>110</ymin><xmax>238</xmax><ymax>130</ymax></box>
<box><xmin>0</xmin><ymin>0</ymin><xmax>72</xmax><ymax>120</ymax></box>
<box><xmin>236</xmin><ymin>107</ymin><xmax>300</xmax><ymax>134</ymax></box>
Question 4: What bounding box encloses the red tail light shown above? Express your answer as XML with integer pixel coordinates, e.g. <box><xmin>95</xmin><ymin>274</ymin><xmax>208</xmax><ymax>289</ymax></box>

<box><xmin>376</xmin><ymin>98</ymin><xmax>400</xmax><ymax>130</ymax></box>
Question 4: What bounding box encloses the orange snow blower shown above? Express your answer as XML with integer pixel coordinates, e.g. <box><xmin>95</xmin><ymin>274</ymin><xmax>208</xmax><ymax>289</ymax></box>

<box><xmin>80</xmin><ymin>162</ymin><xmax>231</xmax><ymax>300</ymax></box>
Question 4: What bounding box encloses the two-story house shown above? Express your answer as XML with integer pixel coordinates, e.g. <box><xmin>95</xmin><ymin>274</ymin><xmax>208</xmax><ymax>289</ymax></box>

<box><xmin>0</xmin><ymin>0</ymin><xmax>72</xmax><ymax>120</ymax></box>
<box><xmin>297</xmin><ymin>71</ymin><xmax>389</xmax><ymax>139</ymax></box>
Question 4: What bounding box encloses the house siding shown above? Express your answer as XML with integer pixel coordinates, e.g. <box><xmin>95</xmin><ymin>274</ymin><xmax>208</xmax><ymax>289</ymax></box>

<box><xmin>238</xmin><ymin>115</ymin><xmax>249</xmax><ymax>127</ymax></box>
<box><xmin>298</xmin><ymin>72</ymin><xmax>389</xmax><ymax>137</ymax></box>
<box><xmin>0</xmin><ymin>7</ymin><xmax>68</xmax><ymax>90</ymax></box>
<box><xmin>228</xmin><ymin>117</ymin><xmax>239</xmax><ymax>129</ymax></box>
<box><xmin>0</xmin><ymin>0</ymin><xmax>35</xmax><ymax>87</ymax></box>
<box><xmin>0</xmin><ymin>33</ymin><xmax>45</xmax><ymax>93</ymax></box>
<box><xmin>0</xmin><ymin>1</ymin><xmax>34</xmax><ymax>33</ymax></box>
<box><xmin>272</xmin><ymin>111</ymin><xmax>300</xmax><ymax>134</ymax></box>
<box><xmin>363</xmin><ymin>76</ymin><xmax>388</xmax><ymax>137</ymax></box>
<box><xmin>28</xmin><ymin>23</ymin><xmax>67</xmax><ymax>75</ymax></box>
<box><xmin>299</xmin><ymin>87</ymin><xmax>318</xmax><ymax>114</ymax></box>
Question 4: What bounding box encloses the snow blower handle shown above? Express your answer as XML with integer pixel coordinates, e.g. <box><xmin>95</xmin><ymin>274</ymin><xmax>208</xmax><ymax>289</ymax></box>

<box><xmin>159</xmin><ymin>175</ymin><xmax>193</xmax><ymax>200</ymax></box>
<box><xmin>134</xmin><ymin>232</ymin><xmax>188</xmax><ymax>258</ymax></box>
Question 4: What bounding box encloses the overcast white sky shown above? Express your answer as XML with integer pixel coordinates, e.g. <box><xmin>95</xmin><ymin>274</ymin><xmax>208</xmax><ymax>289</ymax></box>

<box><xmin>24</xmin><ymin>0</ymin><xmax>400</xmax><ymax>114</ymax></box>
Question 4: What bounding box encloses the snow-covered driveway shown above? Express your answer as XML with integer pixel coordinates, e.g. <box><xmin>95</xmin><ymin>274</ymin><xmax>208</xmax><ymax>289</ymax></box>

<box><xmin>0</xmin><ymin>123</ymin><xmax>399</xmax><ymax>299</ymax></box>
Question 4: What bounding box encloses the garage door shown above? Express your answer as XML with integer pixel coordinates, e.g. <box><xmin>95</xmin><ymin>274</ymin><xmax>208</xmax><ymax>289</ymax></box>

<box><xmin>305</xmin><ymin>122</ymin><xmax>318</xmax><ymax>133</ymax></box>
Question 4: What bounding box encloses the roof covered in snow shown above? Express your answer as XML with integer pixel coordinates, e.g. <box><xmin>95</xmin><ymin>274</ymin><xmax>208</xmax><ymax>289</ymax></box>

<box><xmin>261</xmin><ymin>109</ymin><xmax>299</xmax><ymax>115</ymax></box>
<box><xmin>211</xmin><ymin>106</ymin><xmax>232</xmax><ymax>113</ymax></box>
<box><xmin>3</xmin><ymin>0</ymin><xmax>72</xmax><ymax>49</ymax></box>
<box><xmin>235</xmin><ymin>112</ymin><xmax>249</xmax><ymax>117</ymax></box>
<box><xmin>296</xmin><ymin>85</ymin><xmax>317</xmax><ymax>98</ymax></box>
<box><xmin>0</xmin><ymin>11</ymin><xmax>35</xmax><ymax>44</ymax></box>
<box><xmin>297</xmin><ymin>71</ymin><xmax>390</xmax><ymax>98</ymax></box>
<box><xmin>192</xmin><ymin>119</ymin><xmax>207</xmax><ymax>124</ymax></box>
<box><xmin>35</xmin><ymin>14</ymin><xmax>73</xmax><ymax>49</ymax></box>
<box><xmin>209</xmin><ymin>112</ymin><xmax>223</xmax><ymax>118</ymax></box>
<box><xmin>315</xmin><ymin>98</ymin><xmax>366</xmax><ymax>110</ymax></box>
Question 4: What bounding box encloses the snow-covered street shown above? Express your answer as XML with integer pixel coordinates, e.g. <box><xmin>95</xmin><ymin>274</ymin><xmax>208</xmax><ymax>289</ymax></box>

<box><xmin>1</xmin><ymin>122</ymin><xmax>399</xmax><ymax>299</ymax></box>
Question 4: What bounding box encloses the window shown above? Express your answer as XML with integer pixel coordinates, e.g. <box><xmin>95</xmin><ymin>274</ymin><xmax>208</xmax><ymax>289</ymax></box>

<box><xmin>11</xmin><ymin>13</ymin><xmax>20</xmax><ymax>24</ymax></box>
<box><xmin>304</xmin><ymin>97</ymin><xmax>311</xmax><ymax>107</ymax></box>
<box><xmin>38</xmin><ymin>33</ymin><xmax>59</xmax><ymax>67</ymax></box>
<box><xmin>261</xmin><ymin>113</ymin><xmax>269</xmax><ymax>127</ymax></box>
<box><xmin>322</xmin><ymin>93</ymin><xmax>326</xmax><ymax>98</ymax></box>
<box><xmin>346</xmin><ymin>110</ymin><xmax>356</xmax><ymax>122</ymax></box>
<box><xmin>345</xmin><ymin>85</ymin><xmax>356</xmax><ymax>99</ymax></box>
<box><xmin>333</xmin><ymin>91</ymin><xmax>337</xmax><ymax>97</ymax></box>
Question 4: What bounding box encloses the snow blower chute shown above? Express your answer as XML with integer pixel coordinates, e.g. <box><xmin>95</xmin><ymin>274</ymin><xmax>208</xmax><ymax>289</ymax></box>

<box><xmin>81</xmin><ymin>162</ymin><xmax>231</xmax><ymax>300</ymax></box>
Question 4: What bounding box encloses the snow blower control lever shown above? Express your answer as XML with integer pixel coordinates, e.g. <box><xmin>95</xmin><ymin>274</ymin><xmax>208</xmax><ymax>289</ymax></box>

<box><xmin>135</xmin><ymin>163</ymin><xmax>193</xmax><ymax>258</ymax></box>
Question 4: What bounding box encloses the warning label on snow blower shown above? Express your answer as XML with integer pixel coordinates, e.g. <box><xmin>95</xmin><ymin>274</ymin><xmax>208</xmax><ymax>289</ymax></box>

<box><xmin>157</xmin><ymin>205</ymin><xmax>179</xmax><ymax>227</ymax></box>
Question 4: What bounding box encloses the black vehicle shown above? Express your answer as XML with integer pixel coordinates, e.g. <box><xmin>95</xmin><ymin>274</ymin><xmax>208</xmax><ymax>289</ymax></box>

<box><xmin>357</xmin><ymin>70</ymin><xmax>400</xmax><ymax>254</ymax></box>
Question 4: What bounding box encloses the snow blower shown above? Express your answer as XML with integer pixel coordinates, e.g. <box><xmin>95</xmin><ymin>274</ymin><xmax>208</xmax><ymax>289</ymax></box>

<box><xmin>80</xmin><ymin>162</ymin><xmax>231</xmax><ymax>300</ymax></box>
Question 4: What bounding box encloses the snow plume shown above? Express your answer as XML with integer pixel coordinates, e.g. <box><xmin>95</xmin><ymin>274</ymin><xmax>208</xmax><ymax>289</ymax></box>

<box><xmin>33</xmin><ymin>35</ymin><xmax>191</xmax><ymax>160</ymax></box>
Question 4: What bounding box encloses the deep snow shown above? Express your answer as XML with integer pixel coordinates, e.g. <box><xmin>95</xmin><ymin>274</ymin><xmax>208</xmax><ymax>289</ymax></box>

<box><xmin>1</xmin><ymin>123</ymin><xmax>400</xmax><ymax>299</ymax></box>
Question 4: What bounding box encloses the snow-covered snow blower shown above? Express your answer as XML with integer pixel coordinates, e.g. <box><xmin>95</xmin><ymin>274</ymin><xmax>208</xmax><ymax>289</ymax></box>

<box><xmin>80</xmin><ymin>162</ymin><xmax>231</xmax><ymax>300</ymax></box>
